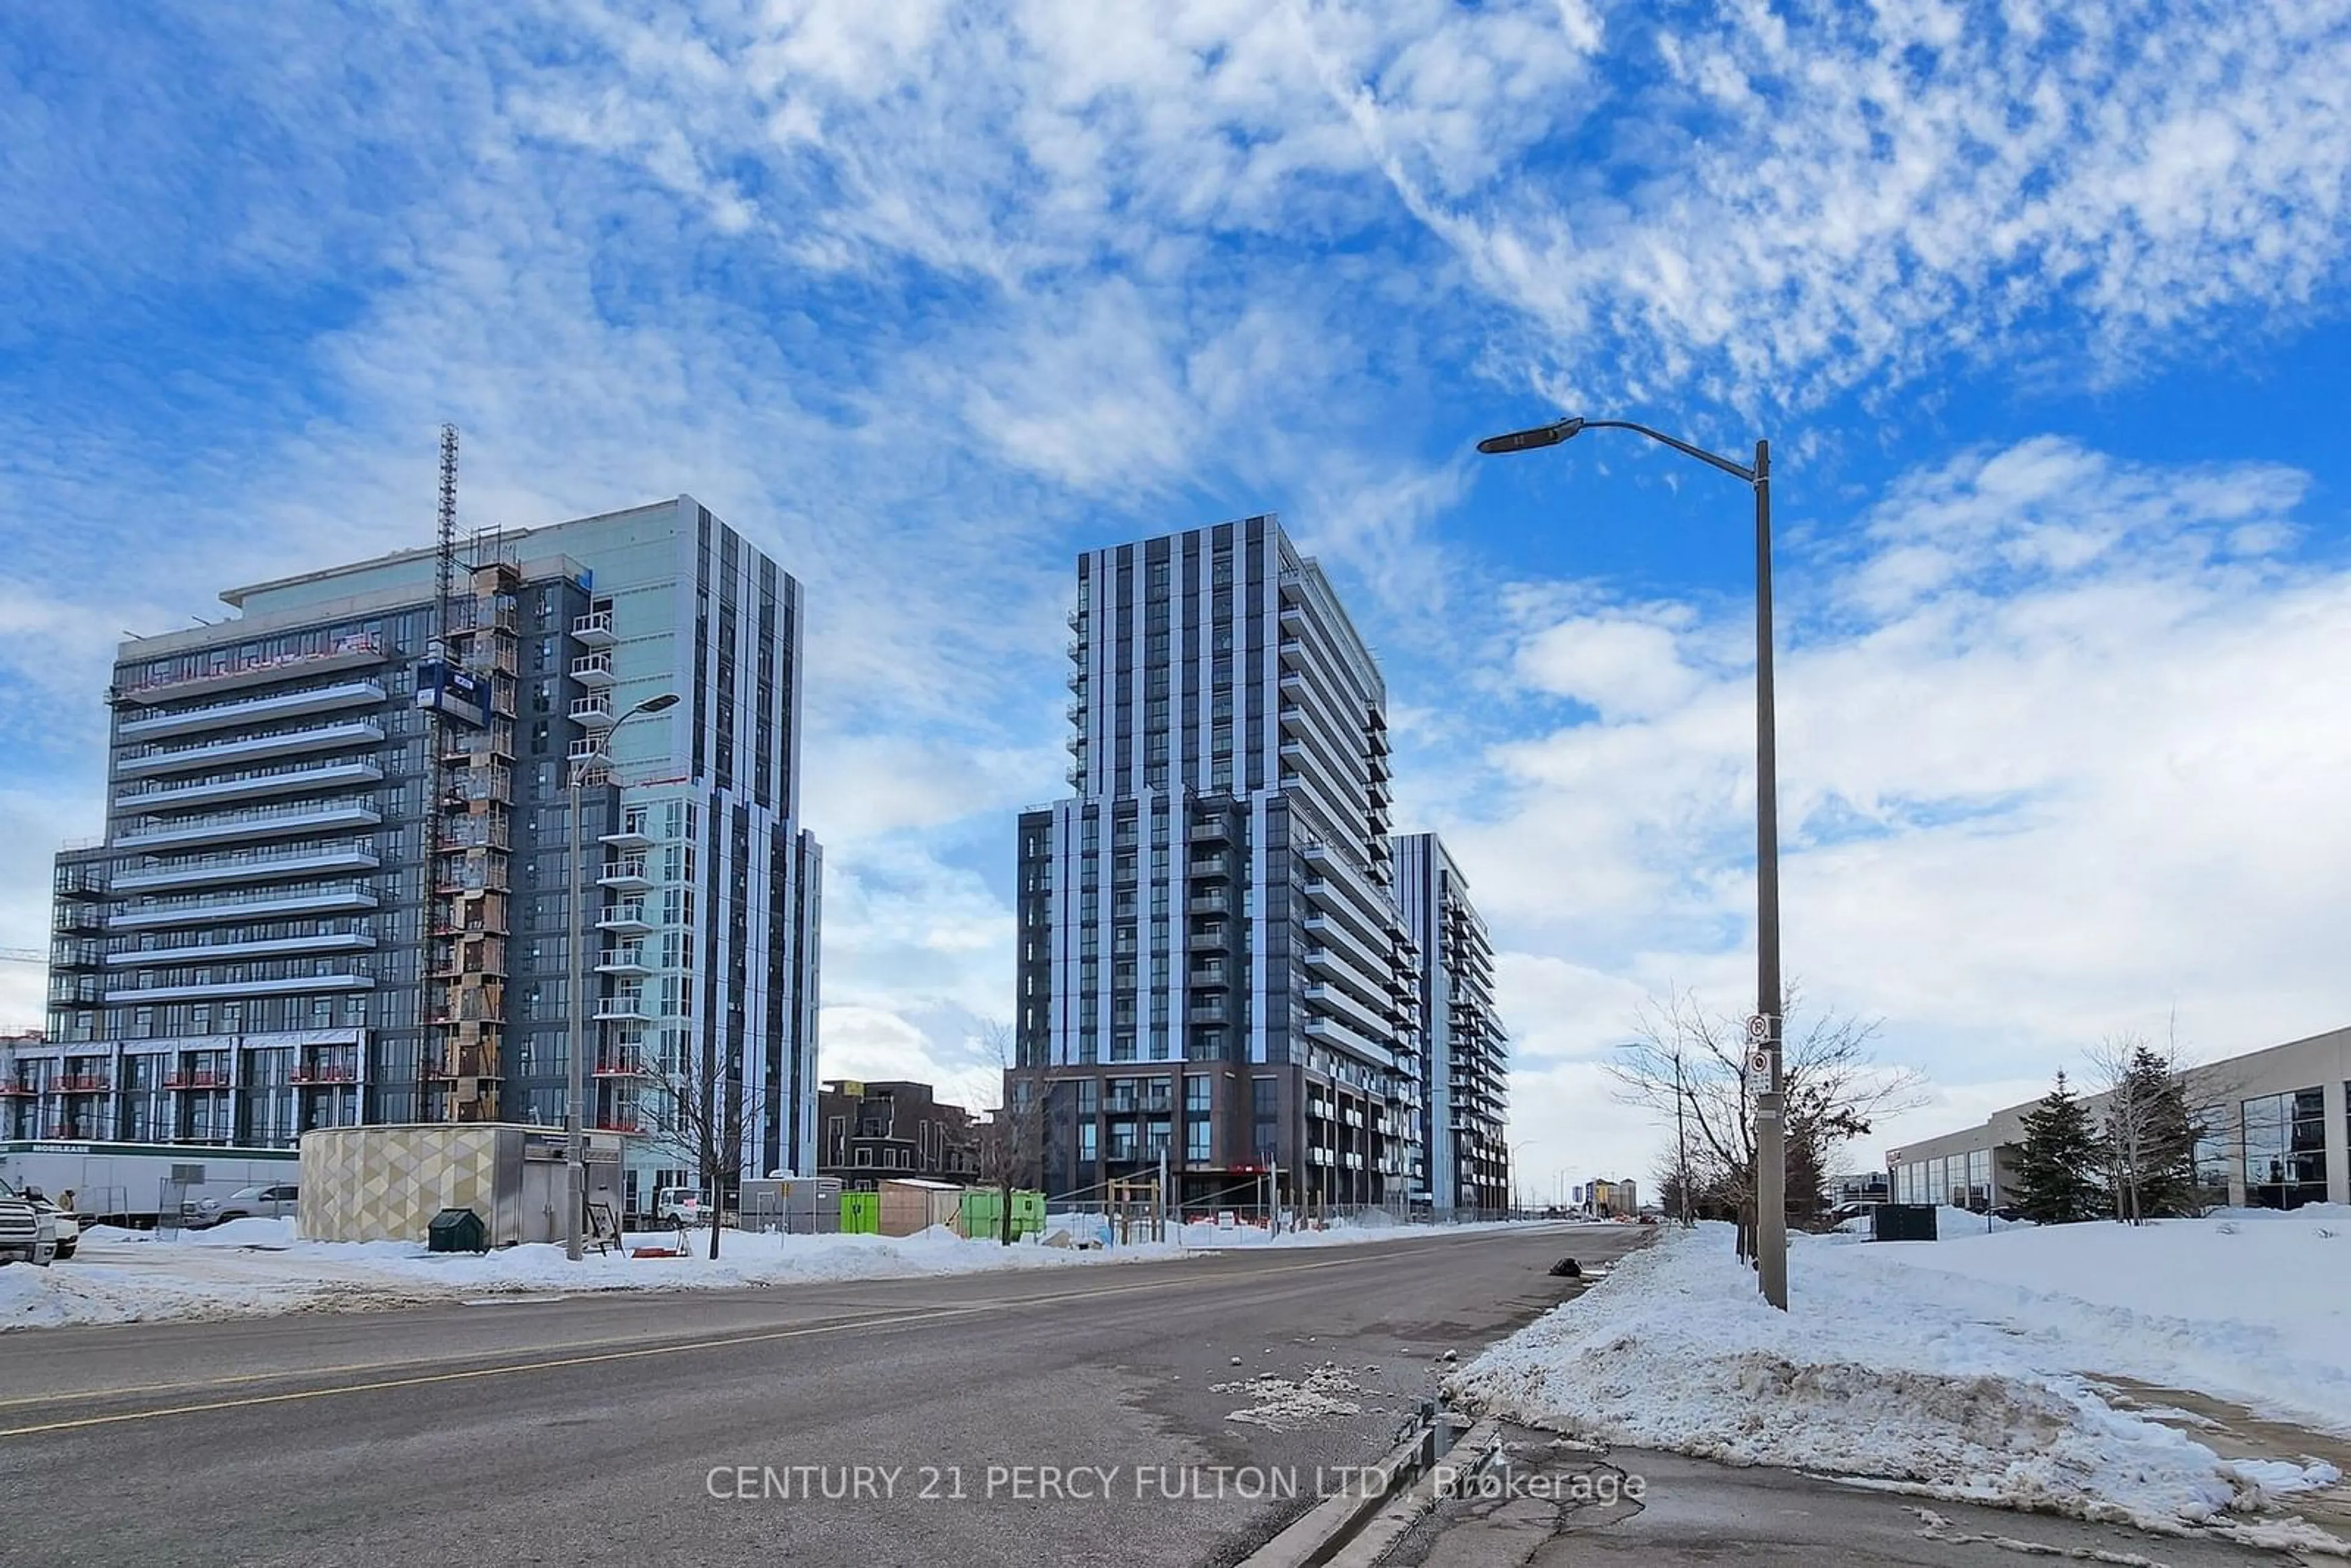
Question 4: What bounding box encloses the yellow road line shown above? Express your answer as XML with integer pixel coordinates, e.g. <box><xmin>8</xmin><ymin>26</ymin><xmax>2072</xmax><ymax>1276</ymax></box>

<box><xmin>0</xmin><ymin>1226</ymin><xmax>1561</xmax><ymax>1436</ymax></box>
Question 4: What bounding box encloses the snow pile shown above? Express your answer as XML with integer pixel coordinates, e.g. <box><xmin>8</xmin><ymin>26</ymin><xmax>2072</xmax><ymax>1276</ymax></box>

<box><xmin>0</xmin><ymin>1225</ymin><xmax>1187</xmax><ymax>1332</ymax></box>
<box><xmin>1449</xmin><ymin>1220</ymin><xmax>2349</xmax><ymax>1538</ymax></box>
<box><xmin>1213</xmin><ymin>1364</ymin><xmax>1368</xmax><ymax>1430</ymax></box>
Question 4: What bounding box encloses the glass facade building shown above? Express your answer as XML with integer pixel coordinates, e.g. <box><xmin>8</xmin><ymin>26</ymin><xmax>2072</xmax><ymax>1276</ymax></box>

<box><xmin>17</xmin><ymin>497</ymin><xmax>821</xmax><ymax>1214</ymax></box>
<box><xmin>1011</xmin><ymin>516</ymin><xmax>1506</xmax><ymax>1213</ymax></box>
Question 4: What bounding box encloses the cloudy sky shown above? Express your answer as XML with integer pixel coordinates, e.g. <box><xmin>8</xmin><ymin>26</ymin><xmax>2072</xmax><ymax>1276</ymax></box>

<box><xmin>4</xmin><ymin>1</ymin><xmax>2347</xmax><ymax>1193</ymax></box>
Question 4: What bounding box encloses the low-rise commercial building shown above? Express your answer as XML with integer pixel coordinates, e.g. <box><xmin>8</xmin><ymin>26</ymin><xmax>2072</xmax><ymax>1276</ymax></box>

<box><xmin>1889</xmin><ymin>1024</ymin><xmax>2351</xmax><ymax>1213</ymax></box>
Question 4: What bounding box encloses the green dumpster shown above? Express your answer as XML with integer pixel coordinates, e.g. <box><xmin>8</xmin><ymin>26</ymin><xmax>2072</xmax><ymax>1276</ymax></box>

<box><xmin>960</xmin><ymin>1189</ymin><xmax>1045</xmax><ymax>1242</ymax></box>
<box><xmin>427</xmin><ymin>1206</ymin><xmax>489</xmax><ymax>1253</ymax></box>
<box><xmin>839</xmin><ymin>1191</ymin><xmax>879</xmax><ymax>1236</ymax></box>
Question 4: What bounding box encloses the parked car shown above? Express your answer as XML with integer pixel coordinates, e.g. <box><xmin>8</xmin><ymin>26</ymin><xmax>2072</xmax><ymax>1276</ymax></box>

<box><xmin>182</xmin><ymin>1183</ymin><xmax>300</xmax><ymax>1229</ymax></box>
<box><xmin>0</xmin><ymin>1186</ymin><xmax>56</xmax><ymax>1267</ymax></box>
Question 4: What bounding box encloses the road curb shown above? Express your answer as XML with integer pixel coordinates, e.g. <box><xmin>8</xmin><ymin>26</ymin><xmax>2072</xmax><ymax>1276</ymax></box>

<box><xmin>1235</xmin><ymin>1419</ymin><xmax>1442</xmax><ymax>1568</ymax></box>
<box><xmin>1324</xmin><ymin>1416</ymin><xmax>1503</xmax><ymax>1568</ymax></box>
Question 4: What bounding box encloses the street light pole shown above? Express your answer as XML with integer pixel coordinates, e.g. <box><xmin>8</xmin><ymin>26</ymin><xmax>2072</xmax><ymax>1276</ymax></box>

<box><xmin>566</xmin><ymin>691</ymin><xmax>681</xmax><ymax>1264</ymax></box>
<box><xmin>1478</xmin><ymin>416</ymin><xmax>1787</xmax><ymax>1308</ymax></box>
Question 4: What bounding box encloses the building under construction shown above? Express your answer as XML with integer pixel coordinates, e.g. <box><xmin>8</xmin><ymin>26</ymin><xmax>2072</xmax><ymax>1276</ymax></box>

<box><xmin>21</xmin><ymin>449</ymin><xmax>822</xmax><ymax>1212</ymax></box>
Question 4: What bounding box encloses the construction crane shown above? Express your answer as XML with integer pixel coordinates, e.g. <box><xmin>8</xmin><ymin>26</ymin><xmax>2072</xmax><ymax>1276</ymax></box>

<box><xmin>0</xmin><ymin>948</ymin><xmax>43</xmax><ymax>966</ymax></box>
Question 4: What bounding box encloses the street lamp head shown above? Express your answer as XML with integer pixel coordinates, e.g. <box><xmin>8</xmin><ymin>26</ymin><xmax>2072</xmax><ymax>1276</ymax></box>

<box><xmin>630</xmin><ymin>692</ymin><xmax>682</xmax><ymax>718</ymax></box>
<box><xmin>1475</xmin><ymin>417</ymin><xmax>1584</xmax><ymax>456</ymax></box>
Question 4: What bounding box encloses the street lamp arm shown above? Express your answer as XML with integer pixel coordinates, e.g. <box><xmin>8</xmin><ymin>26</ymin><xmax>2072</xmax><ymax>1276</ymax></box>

<box><xmin>1576</xmin><ymin>421</ymin><xmax>1757</xmax><ymax>485</ymax></box>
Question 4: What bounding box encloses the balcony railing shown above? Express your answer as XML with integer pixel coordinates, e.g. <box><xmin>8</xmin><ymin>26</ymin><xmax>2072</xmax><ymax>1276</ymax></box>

<box><xmin>164</xmin><ymin>1071</ymin><xmax>231</xmax><ymax>1090</ymax></box>
<box><xmin>289</xmin><ymin>1065</ymin><xmax>360</xmax><ymax>1084</ymax></box>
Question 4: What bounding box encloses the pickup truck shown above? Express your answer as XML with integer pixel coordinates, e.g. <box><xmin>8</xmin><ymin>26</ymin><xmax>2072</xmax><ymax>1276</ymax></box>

<box><xmin>17</xmin><ymin>1185</ymin><xmax>80</xmax><ymax>1259</ymax></box>
<box><xmin>0</xmin><ymin>1184</ymin><xmax>57</xmax><ymax>1267</ymax></box>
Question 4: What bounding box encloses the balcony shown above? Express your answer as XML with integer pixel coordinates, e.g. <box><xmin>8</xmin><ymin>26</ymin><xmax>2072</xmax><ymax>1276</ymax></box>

<box><xmin>51</xmin><ymin>941</ymin><xmax>104</xmax><ymax>972</ymax></box>
<box><xmin>600</xmin><ymin>812</ymin><xmax>656</xmax><ymax>852</ymax></box>
<box><xmin>54</xmin><ymin>864</ymin><xmax>108</xmax><ymax>899</ymax></box>
<box><xmin>48</xmin><ymin>977</ymin><xmax>102</xmax><ymax>1007</ymax></box>
<box><xmin>596</xmin><ymin>944</ymin><xmax>653</xmax><ymax>976</ymax></box>
<box><xmin>116</xmin><ymin>759</ymin><xmax>384</xmax><ymax>812</ymax></box>
<box><xmin>593</xmin><ymin>989</ymin><xmax>653</xmax><ymax>1022</ymax></box>
<box><xmin>569</xmin><ymin>694</ymin><xmax>615</xmax><ymax>727</ymax></box>
<box><xmin>288</xmin><ymin>1065</ymin><xmax>361</xmax><ymax>1085</ymax></box>
<box><xmin>116</xmin><ymin>801</ymin><xmax>383</xmax><ymax>855</ymax></box>
<box><xmin>1188</xmin><ymin>814</ymin><xmax>1234</xmax><ymax>846</ymax></box>
<box><xmin>114</xmin><ymin>973</ymin><xmax>375</xmax><ymax>1005</ymax></box>
<box><xmin>1189</xmin><ymin>996</ymin><xmax>1230</xmax><ymax>1024</ymax></box>
<box><xmin>114</xmin><ymin>635</ymin><xmax>388</xmax><ymax>706</ymax></box>
<box><xmin>596</xmin><ymin>901</ymin><xmax>653</xmax><ymax>935</ymax></box>
<box><xmin>1188</xmin><ymin>923</ymin><xmax>1229</xmax><ymax>951</ymax></box>
<box><xmin>164</xmin><ymin>1070</ymin><xmax>231</xmax><ymax>1090</ymax></box>
<box><xmin>570</xmin><ymin>652</ymin><xmax>615</xmax><ymax>689</ymax></box>
<box><xmin>118</xmin><ymin>720</ymin><xmax>386</xmax><ymax>779</ymax></box>
<box><xmin>1299</xmin><ymin>1015</ymin><xmax>1396</xmax><ymax>1071</ymax></box>
<box><xmin>52</xmin><ymin>903</ymin><xmax>105</xmax><ymax>934</ymax></box>
<box><xmin>570</xmin><ymin>610</ymin><xmax>615</xmax><ymax>647</ymax></box>
<box><xmin>108</xmin><ymin>931</ymin><xmax>377</xmax><ymax>969</ymax></box>
<box><xmin>118</xmin><ymin>680</ymin><xmax>386</xmax><ymax>743</ymax></box>
<box><xmin>59</xmin><ymin>1073</ymin><xmax>111</xmax><ymax>1093</ymax></box>
<box><xmin>598</xmin><ymin>855</ymin><xmax>654</xmax><ymax>892</ymax></box>
<box><xmin>113</xmin><ymin>885</ymin><xmax>378</xmax><ymax>929</ymax></box>
<box><xmin>593</xmin><ymin>1051</ymin><xmax>647</xmax><ymax>1078</ymax></box>
<box><xmin>1186</xmin><ymin>892</ymin><xmax>1229</xmax><ymax>915</ymax></box>
<box><xmin>114</xmin><ymin>845</ymin><xmax>381</xmax><ymax>894</ymax></box>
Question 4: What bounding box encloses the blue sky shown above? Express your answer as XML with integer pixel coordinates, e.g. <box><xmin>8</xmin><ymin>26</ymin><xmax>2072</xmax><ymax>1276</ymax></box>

<box><xmin>4</xmin><ymin>1</ymin><xmax>2348</xmax><ymax>1188</ymax></box>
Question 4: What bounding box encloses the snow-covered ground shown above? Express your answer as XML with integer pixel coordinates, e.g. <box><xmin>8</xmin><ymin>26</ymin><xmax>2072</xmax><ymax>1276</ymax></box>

<box><xmin>0</xmin><ymin>1212</ymin><xmax>1547</xmax><ymax>1332</ymax></box>
<box><xmin>1450</xmin><ymin>1210</ymin><xmax>2351</xmax><ymax>1548</ymax></box>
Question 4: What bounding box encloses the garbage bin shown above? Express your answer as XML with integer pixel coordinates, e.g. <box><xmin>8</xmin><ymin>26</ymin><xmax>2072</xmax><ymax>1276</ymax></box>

<box><xmin>1871</xmin><ymin>1203</ymin><xmax>1939</xmax><ymax>1242</ymax></box>
<box><xmin>427</xmin><ymin>1206</ymin><xmax>489</xmax><ymax>1253</ymax></box>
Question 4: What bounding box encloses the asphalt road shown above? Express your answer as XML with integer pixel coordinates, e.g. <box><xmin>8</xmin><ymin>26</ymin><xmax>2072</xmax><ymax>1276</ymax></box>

<box><xmin>0</xmin><ymin>1223</ymin><xmax>1643</xmax><ymax>1567</ymax></box>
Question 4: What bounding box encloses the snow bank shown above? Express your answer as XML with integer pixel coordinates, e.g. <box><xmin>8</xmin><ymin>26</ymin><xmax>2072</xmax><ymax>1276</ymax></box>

<box><xmin>0</xmin><ymin>1225</ymin><xmax>1183</xmax><ymax>1332</ymax></box>
<box><xmin>3</xmin><ymin>1212</ymin><xmax>1559</xmax><ymax>1334</ymax></box>
<box><xmin>1449</xmin><ymin>1219</ymin><xmax>2349</xmax><ymax>1539</ymax></box>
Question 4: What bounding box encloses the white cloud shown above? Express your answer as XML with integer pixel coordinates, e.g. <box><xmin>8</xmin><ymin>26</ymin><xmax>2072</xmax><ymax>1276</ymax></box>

<box><xmin>1453</xmin><ymin>438</ymin><xmax>2351</xmax><ymax>1184</ymax></box>
<box><xmin>2</xmin><ymin>2</ymin><xmax>2347</xmax><ymax>1187</ymax></box>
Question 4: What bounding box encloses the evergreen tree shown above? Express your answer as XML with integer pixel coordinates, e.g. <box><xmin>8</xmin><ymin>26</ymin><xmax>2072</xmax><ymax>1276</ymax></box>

<box><xmin>2106</xmin><ymin>1045</ymin><xmax>2198</xmax><ymax>1223</ymax></box>
<box><xmin>2011</xmin><ymin>1072</ymin><xmax>2105</xmax><ymax>1225</ymax></box>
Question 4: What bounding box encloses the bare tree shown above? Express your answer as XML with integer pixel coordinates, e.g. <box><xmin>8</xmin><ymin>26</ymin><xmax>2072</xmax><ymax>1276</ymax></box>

<box><xmin>1609</xmin><ymin>985</ymin><xmax>1925</xmax><ymax>1263</ymax></box>
<box><xmin>637</xmin><ymin>1051</ymin><xmax>768</xmax><ymax>1261</ymax></box>
<box><xmin>2089</xmin><ymin>1013</ymin><xmax>2241</xmax><ymax>1223</ymax></box>
<box><xmin>975</xmin><ymin>1021</ymin><xmax>1048</xmax><ymax>1245</ymax></box>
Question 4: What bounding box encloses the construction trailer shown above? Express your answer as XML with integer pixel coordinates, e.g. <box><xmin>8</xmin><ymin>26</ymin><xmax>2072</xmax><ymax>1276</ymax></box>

<box><xmin>876</xmin><ymin>1177</ymin><xmax>964</xmax><ymax>1237</ymax></box>
<box><xmin>300</xmin><ymin>1123</ymin><xmax>624</xmax><ymax>1247</ymax></box>
<box><xmin>0</xmin><ymin>1139</ymin><xmax>299</xmax><ymax>1227</ymax></box>
<box><xmin>738</xmin><ymin>1176</ymin><xmax>842</xmax><ymax>1234</ymax></box>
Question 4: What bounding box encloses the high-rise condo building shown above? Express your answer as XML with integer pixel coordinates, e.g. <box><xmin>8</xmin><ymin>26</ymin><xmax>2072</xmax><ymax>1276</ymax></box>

<box><xmin>1391</xmin><ymin>833</ymin><xmax>1510</xmax><ymax>1211</ymax></box>
<box><xmin>24</xmin><ymin>497</ymin><xmax>820</xmax><ymax>1212</ymax></box>
<box><xmin>1011</xmin><ymin>515</ymin><xmax>1436</xmax><ymax>1210</ymax></box>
